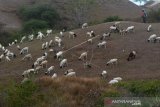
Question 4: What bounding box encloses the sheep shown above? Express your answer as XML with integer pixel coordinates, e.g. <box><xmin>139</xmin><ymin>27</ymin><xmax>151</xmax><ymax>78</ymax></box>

<box><xmin>22</xmin><ymin>54</ymin><xmax>32</xmax><ymax>61</ymax></box>
<box><xmin>147</xmin><ymin>25</ymin><xmax>152</xmax><ymax>32</ymax></box>
<box><xmin>64</xmin><ymin>69</ymin><xmax>76</xmax><ymax>77</ymax></box>
<box><xmin>54</xmin><ymin>51</ymin><xmax>63</xmax><ymax>60</ymax></box>
<box><xmin>6</xmin><ymin>52</ymin><xmax>16</xmax><ymax>59</ymax></box>
<box><xmin>87</xmin><ymin>38</ymin><xmax>93</xmax><ymax>44</ymax></box>
<box><xmin>113</xmin><ymin>77</ymin><xmax>122</xmax><ymax>81</ymax></box>
<box><xmin>100</xmin><ymin>70</ymin><xmax>107</xmax><ymax>78</ymax></box>
<box><xmin>100</xmin><ymin>33</ymin><xmax>111</xmax><ymax>40</ymax></box>
<box><xmin>114</xmin><ymin>22</ymin><xmax>120</xmax><ymax>27</ymax></box>
<box><xmin>78</xmin><ymin>52</ymin><xmax>87</xmax><ymax>61</ymax></box>
<box><xmin>0</xmin><ymin>54</ymin><xmax>4</xmax><ymax>62</ymax></box>
<box><xmin>45</xmin><ymin>42</ymin><xmax>49</xmax><ymax>49</ymax></box>
<box><xmin>48</xmin><ymin>49</ymin><xmax>54</xmax><ymax>53</ymax></box>
<box><xmin>45</xmin><ymin>66</ymin><xmax>54</xmax><ymax>75</ymax></box>
<box><xmin>108</xmin><ymin>79</ymin><xmax>118</xmax><ymax>85</ymax></box>
<box><xmin>40</xmin><ymin>60</ymin><xmax>48</xmax><ymax>68</ymax></box>
<box><xmin>42</xmin><ymin>43</ymin><xmax>46</xmax><ymax>50</ymax></box>
<box><xmin>60</xmin><ymin>31</ymin><xmax>64</xmax><ymax>37</ymax></box>
<box><xmin>28</xmin><ymin>34</ymin><xmax>34</xmax><ymax>41</ymax></box>
<box><xmin>49</xmin><ymin>40</ymin><xmax>53</xmax><ymax>48</ymax></box>
<box><xmin>20</xmin><ymin>36</ymin><xmax>26</xmax><ymax>43</ymax></box>
<box><xmin>86</xmin><ymin>31</ymin><xmax>95</xmax><ymax>37</ymax></box>
<box><xmin>21</xmin><ymin>77</ymin><xmax>30</xmax><ymax>84</ymax></box>
<box><xmin>125</xmin><ymin>26</ymin><xmax>135</xmax><ymax>33</ymax></box>
<box><xmin>82</xmin><ymin>23</ymin><xmax>88</xmax><ymax>29</ymax></box>
<box><xmin>17</xmin><ymin>45</ymin><xmax>21</xmax><ymax>50</ymax></box>
<box><xmin>5</xmin><ymin>56</ymin><xmax>11</xmax><ymax>62</ymax></box>
<box><xmin>37</xmin><ymin>31</ymin><xmax>45</xmax><ymax>40</ymax></box>
<box><xmin>155</xmin><ymin>37</ymin><xmax>160</xmax><ymax>43</ymax></box>
<box><xmin>22</xmin><ymin>69</ymin><xmax>34</xmax><ymax>77</ymax></box>
<box><xmin>14</xmin><ymin>39</ymin><xmax>18</xmax><ymax>44</ymax></box>
<box><xmin>97</xmin><ymin>41</ymin><xmax>107</xmax><ymax>48</ymax></box>
<box><xmin>55</xmin><ymin>37</ymin><xmax>62</xmax><ymax>47</ymax></box>
<box><xmin>110</xmin><ymin>25</ymin><xmax>119</xmax><ymax>33</ymax></box>
<box><xmin>84</xmin><ymin>62</ymin><xmax>92</xmax><ymax>68</ymax></box>
<box><xmin>119</xmin><ymin>29</ymin><xmax>126</xmax><ymax>36</ymax></box>
<box><xmin>34</xmin><ymin>66</ymin><xmax>43</xmax><ymax>74</ymax></box>
<box><xmin>46</xmin><ymin>29</ymin><xmax>52</xmax><ymax>36</ymax></box>
<box><xmin>106</xmin><ymin>58</ymin><xmax>118</xmax><ymax>66</ymax></box>
<box><xmin>127</xmin><ymin>51</ymin><xmax>137</xmax><ymax>61</ymax></box>
<box><xmin>20</xmin><ymin>47</ymin><xmax>29</xmax><ymax>55</ymax></box>
<box><xmin>60</xmin><ymin>59</ymin><xmax>68</xmax><ymax>68</ymax></box>
<box><xmin>36</xmin><ymin>56</ymin><xmax>46</xmax><ymax>64</ymax></box>
<box><xmin>69</xmin><ymin>31</ymin><xmax>77</xmax><ymax>38</ymax></box>
<box><xmin>148</xmin><ymin>34</ymin><xmax>157</xmax><ymax>43</ymax></box>
<box><xmin>32</xmin><ymin>61</ymin><xmax>39</xmax><ymax>68</ymax></box>
<box><xmin>51</xmin><ymin>73</ymin><xmax>57</xmax><ymax>79</ymax></box>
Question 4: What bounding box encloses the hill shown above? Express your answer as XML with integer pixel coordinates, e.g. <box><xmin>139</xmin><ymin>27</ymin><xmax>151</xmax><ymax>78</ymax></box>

<box><xmin>0</xmin><ymin>0</ymin><xmax>142</xmax><ymax>30</ymax></box>
<box><xmin>0</xmin><ymin>21</ymin><xmax>160</xmax><ymax>82</ymax></box>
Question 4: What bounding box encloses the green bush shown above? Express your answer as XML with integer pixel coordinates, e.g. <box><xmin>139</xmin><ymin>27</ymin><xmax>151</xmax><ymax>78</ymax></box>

<box><xmin>96</xmin><ymin>88</ymin><xmax>121</xmax><ymax>107</ymax></box>
<box><xmin>6</xmin><ymin>81</ymin><xmax>38</xmax><ymax>107</ymax></box>
<box><xmin>148</xmin><ymin>9</ymin><xmax>160</xmax><ymax>22</ymax></box>
<box><xmin>19</xmin><ymin>4</ymin><xmax>60</xmax><ymax>33</ymax></box>
<box><xmin>117</xmin><ymin>80</ymin><xmax>160</xmax><ymax>97</ymax></box>
<box><xmin>23</xmin><ymin>19</ymin><xmax>49</xmax><ymax>33</ymax></box>
<box><xmin>104</xmin><ymin>16</ymin><xmax>123</xmax><ymax>22</ymax></box>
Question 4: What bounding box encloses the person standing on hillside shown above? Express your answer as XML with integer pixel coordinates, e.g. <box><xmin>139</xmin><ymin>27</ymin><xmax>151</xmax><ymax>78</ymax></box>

<box><xmin>141</xmin><ymin>9</ymin><xmax>147</xmax><ymax>23</ymax></box>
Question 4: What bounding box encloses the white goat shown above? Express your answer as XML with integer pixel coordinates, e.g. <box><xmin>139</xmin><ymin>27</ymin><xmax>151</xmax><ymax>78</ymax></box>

<box><xmin>40</xmin><ymin>60</ymin><xmax>48</xmax><ymax>68</ymax></box>
<box><xmin>22</xmin><ymin>69</ymin><xmax>34</xmax><ymax>77</ymax></box>
<box><xmin>55</xmin><ymin>51</ymin><xmax>63</xmax><ymax>60</ymax></box>
<box><xmin>28</xmin><ymin>34</ymin><xmax>34</xmax><ymax>41</ymax></box>
<box><xmin>64</xmin><ymin>69</ymin><xmax>76</xmax><ymax>77</ymax></box>
<box><xmin>22</xmin><ymin>54</ymin><xmax>32</xmax><ymax>61</ymax></box>
<box><xmin>20</xmin><ymin>47</ymin><xmax>29</xmax><ymax>55</ymax></box>
<box><xmin>37</xmin><ymin>31</ymin><xmax>45</xmax><ymax>40</ymax></box>
<box><xmin>101</xmin><ymin>33</ymin><xmax>111</xmax><ymax>40</ymax></box>
<box><xmin>86</xmin><ymin>31</ymin><xmax>95</xmax><ymax>37</ymax></box>
<box><xmin>20</xmin><ymin>36</ymin><xmax>26</xmax><ymax>43</ymax></box>
<box><xmin>97</xmin><ymin>41</ymin><xmax>107</xmax><ymax>48</ymax></box>
<box><xmin>147</xmin><ymin>25</ymin><xmax>152</xmax><ymax>32</ymax></box>
<box><xmin>108</xmin><ymin>79</ymin><xmax>119</xmax><ymax>85</ymax></box>
<box><xmin>126</xmin><ymin>26</ymin><xmax>134</xmax><ymax>33</ymax></box>
<box><xmin>5</xmin><ymin>56</ymin><xmax>11</xmax><ymax>62</ymax></box>
<box><xmin>60</xmin><ymin>59</ymin><xmax>68</xmax><ymax>68</ymax></box>
<box><xmin>148</xmin><ymin>34</ymin><xmax>157</xmax><ymax>43</ymax></box>
<box><xmin>82</xmin><ymin>23</ymin><xmax>88</xmax><ymax>29</ymax></box>
<box><xmin>100</xmin><ymin>70</ymin><xmax>107</xmax><ymax>78</ymax></box>
<box><xmin>69</xmin><ymin>31</ymin><xmax>77</xmax><ymax>38</ymax></box>
<box><xmin>45</xmin><ymin>66</ymin><xmax>54</xmax><ymax>75</ymax></box>
<box><xmin>78</xmin><ymin>52</ymin><xmax>87</xmax><ymax>61</ymax></box>
<box><xmin>155</xmin><ymin>37</ymin><xmax>160</xmax><ymax>43</ymax></box>
<box><xmin>17</xmin><ymin>45</ymin><xmax>21</xmax><ymax>50</ymax></box>
<box><xmin>52</xmin><ymin>73</ymin><xmax>58</xmax><ymax>79</ymax></box>
<box><xmin>106</xmin><ymin>58</ymin><xmax>118</xmax><ymax>66</ymax></box>
<box><xmin>46</xmin><ymin>29</ymin><xmax>52</xmax><ymax>36</ymax></box>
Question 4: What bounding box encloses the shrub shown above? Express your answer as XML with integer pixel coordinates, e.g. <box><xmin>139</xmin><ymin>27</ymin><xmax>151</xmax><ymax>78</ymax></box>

<box><xmin>148</xmin><ymin>9</ymin><xmax>160</xmax><ymax>22</ymax></box>
<box><xmin>6</xmin><ymin>81</ymin><xmax>38</xmax><ymax>107</ymax></box>
<box><xmin>104</xmin><ymin>16</ymin><xmax>123</xmax><ymax>22</ymax></box>
<box><xmin>19</xmin><ymin>4</ymin><xmax>60</xmax><ymax>33</ymax></box>
<box><xmin>117</xmin><ymin>80</ymin><xmax>160</xmax><ymax>97</ymax></box>
<box><xmin>23</xmin><ymin>19</ymin><xmax>49</xmax><ymax>33</ymax></box>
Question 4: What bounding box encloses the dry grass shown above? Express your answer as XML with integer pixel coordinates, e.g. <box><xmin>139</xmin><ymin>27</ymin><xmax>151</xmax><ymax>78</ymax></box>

<box><xmin>35</xmin><ymin>76</ymin><xmax>107</xmax><ymax>107</ymax></box>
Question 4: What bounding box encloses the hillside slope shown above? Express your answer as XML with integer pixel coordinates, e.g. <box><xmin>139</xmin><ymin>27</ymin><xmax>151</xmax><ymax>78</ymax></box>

<box><xmin>0</xmin><ymin>0</ymin><xmax>142</xmax><ymax>30</ymax></box>
<box><xmin>0</xmin><ymin>21</ymin><xmax>160</xmax><ymax>82</ymax></box>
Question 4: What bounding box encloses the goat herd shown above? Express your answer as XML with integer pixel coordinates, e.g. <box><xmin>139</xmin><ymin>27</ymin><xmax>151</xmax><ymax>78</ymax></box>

<box><xmin>0</xmin><ymin>21</ymin><xmax>158</xmax><ymax>84</ymax></box>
